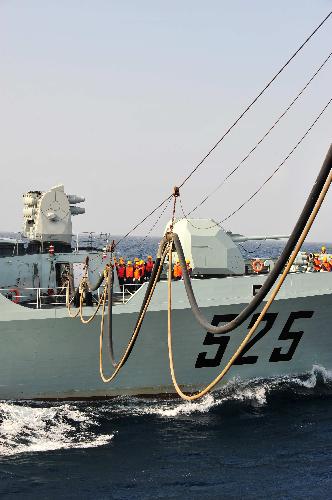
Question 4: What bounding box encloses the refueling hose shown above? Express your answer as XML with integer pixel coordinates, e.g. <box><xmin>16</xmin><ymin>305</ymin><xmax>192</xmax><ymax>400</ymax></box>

<box><xmin>84</xmin><ymin>256</ymin><xmax>105</xmax><ymax>291</ymax></box>
<box><xmin>168</xmin><ymin>163</ymin><xmax>332</xmax><ymax>400</ymax></box>
<box><xmin>99</xmin><ymin>244</ymin><xmax>169</xmax><ymax>382</ymax></box>
<box><xmin>101</xmin><ymin>237</ymin><xmax>169</xmax><ymax>372</ymax></box>
<box><xmin>129</xmin><ymin>236</ymin><xmax>168</xmax><ymax>350</ymax></box>
<box><xmin>106</xmin><ymin>263</ymin><xmax>117</xmax><ymax>367</ymax></box>
<box><xmin>172</xmin><ymin>144</ymin><xmax>332</xmax><ymax>334</ymax></box>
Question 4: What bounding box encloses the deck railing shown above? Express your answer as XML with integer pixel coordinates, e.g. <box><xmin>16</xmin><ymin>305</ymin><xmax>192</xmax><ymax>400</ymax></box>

<box><xmin>0</xmin><ymin>282</ymin><xmax>146</xmax><ymax>309</ymax></box>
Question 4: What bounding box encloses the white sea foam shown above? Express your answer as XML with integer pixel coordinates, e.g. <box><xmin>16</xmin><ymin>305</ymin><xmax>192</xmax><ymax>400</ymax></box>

<box><xmin>114</xmin><ymin>365</ymin><xmax>332</xmax><ymax>419</ymax></box>
<box><xmin>0</xmin><ymin>403</ymin><xmax>114</xmax><ymax>456</ymax></box>
<box><xmin>1</xmin><ymin>366</ymin><xmax>331</xmax><ymax>455</ymax></box>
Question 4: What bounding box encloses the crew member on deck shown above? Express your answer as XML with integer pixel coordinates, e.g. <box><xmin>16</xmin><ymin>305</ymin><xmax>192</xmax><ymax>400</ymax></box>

<box><xmin>125</xmin><ymin>261</ymin><xmax>134</xmax><ymax>287</ymax></box>
<box><xmin>186</xmin><ymin>259</ymin><xmax>192</xmax><ymax>277</ymax></box>
<box><xmin>117</xmin><ymin>258</ymin><xmax>126</xmax><ymax>287</ymax></box>
<box><xmin>313</xmin><ymin>254</ymin><xmax>321</xmax><ymax>271</ymax></box>
<box><xmin>321</xmin><ymin>254</ymin><xmax>331</xmax><ymax>272</ymax></box>
<box><xmin>145</xmin><ymin>255</ymin><xmax>154</xmax><ymax>281</ymax></box>
<box><xmin>173</xmin><ymin>261</ymin><xmax>182</xmax><ymax>280</ymax></box>
<box><xmin>134</xmin><ymin>261</ymin><xmax>141</xmax><ymax>289</ymax></box>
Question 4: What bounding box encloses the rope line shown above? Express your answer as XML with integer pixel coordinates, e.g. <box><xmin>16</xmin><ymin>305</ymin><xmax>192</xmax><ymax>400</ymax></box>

<box><xmin>186</xmin><ymin>49</ymin><xmax>332</xmax><ymax>217</ymax></box>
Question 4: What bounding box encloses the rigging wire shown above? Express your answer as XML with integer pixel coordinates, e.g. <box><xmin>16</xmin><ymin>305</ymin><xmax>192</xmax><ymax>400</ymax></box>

<box><xmin>238</xmin><ymin>242</ymin><xmax>262</xmax><ymax>256</ymax></box>
<box><xmin>115</xmin><ymin>10</ymin><xmax>331</xmax><ymax>247</ymax></box>
<box><xmin>141</xmin><ymin>197</ymin><xmax>173</xmax><ymax>246</ymax></box>
<box><xmin>184</xmin><ymin>96</ymin><xmax>332</xmax><ymax>230</ymax></box>
<box><xmin>185</xmin><ymin>49</ymin><xmax>332</xmax><ymax>217</ymax></box>
<box><xmin>115</xmin><ymin>194</ymin><xmax>172</xmax><ymax>248</ymax></box>
<box><xmin>221</xmin><ymin>96</ymin><xmax>332</xmax><ymax>224</ymax></box>
<box><xmin>177</xmin><ymin>10</ymin><xmax>332</xmax><ymax>190</ymax></box>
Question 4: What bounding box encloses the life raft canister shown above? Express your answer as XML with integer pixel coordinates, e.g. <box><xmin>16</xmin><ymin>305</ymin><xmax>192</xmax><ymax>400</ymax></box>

<box><xmin>8</xmin><ymin>288</ymin><xmax>20</xmax><ymax>304</ymax></box>
<box><xmin>252</xmin><ymin>259</ymin><xmax>264</xmax><ymax>273</ymax></box>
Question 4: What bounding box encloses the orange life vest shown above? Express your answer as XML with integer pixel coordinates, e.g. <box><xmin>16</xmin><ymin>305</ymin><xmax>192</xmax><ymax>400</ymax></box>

<box><xmin>134</xmin><ymin>267</ymin><xmax>141</xmax><ymax>280</ymax></box>
<box><xmin>146</xmin><ymin>260</ymin><xmax>154</xmax><ymax>273</ymax></box>
<box><xmin>117</xmin><ymin>265</ymin><xmax>125</xmax><ymax>278</ymax></box>
<box><xmin>313</xmin><ymin>257</ymin><xmax>321</xmax><ymax>271</ymax></box>
<box><xmin>173</xmin><ymin>263</ymin><xmax>182</xmax><ymax>278</ymax></box>
<box><xmin>126</xmin><ymin>265</ymin><xmax>134</xmax><ymax>278</ymax></box>
<box><xmin>321</xmin><ymin>261</ymin><xmax>331</xmax><ymax>272</ymax></box>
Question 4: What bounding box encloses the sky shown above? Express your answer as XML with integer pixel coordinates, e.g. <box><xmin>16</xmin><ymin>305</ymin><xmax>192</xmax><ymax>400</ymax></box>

<box><xmin>0</xmin><ymin>0</ymin><xmax>331</xmax><ymax>241</ymax></box>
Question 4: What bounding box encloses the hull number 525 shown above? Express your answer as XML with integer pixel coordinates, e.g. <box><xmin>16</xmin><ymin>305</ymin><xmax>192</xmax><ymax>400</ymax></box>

<box><xmin>195</xmin><ymin>310</ymin><xmax>314</xmax><ymax>368</ymax></box>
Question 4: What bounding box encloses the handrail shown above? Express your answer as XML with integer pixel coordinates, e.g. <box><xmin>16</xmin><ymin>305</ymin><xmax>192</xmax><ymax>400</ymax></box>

<box><xmin>0</xmin><ymin>283</ymin><xmax>147</xmax><ymax>308</ymax></box>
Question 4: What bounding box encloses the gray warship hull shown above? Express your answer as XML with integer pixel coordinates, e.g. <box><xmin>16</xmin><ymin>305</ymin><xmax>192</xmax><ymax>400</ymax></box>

<box><xmin>0</xmin><ymin>271</ymin><xmax>331</xmax><ymax>400</ymax></box>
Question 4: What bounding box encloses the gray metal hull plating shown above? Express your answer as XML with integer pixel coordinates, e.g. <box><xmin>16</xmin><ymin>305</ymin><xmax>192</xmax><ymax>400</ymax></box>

<box><xmin>0</xmin><ymin>272</ymin><xmax>331</xmax><ymax>399</ymax></box>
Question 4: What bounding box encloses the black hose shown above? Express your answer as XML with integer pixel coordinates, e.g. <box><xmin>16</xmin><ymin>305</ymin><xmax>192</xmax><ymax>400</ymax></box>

<box><xmin>173</xmin><ymin>143</ymin><xmax>332</xmax><ymax>334</ymax></box>
<box><xmin>86</xmin><ymin>273</ymin><xmax>105</xmax><ymax>291</ymax></box>
<box><xmin>107</xmin><ymin>268</ymin><xmax>117</xmax><ymax>367</ymax></box>
<box><xmin>134</xmin><ymin>236</ymin><xmax>168</xmax><ymax>325</ymax></box>
<box><xmin>83</xmin><ymin>256</ymin><xmax>106</xmax><ymax>291</ymax></box>
<box><xmin>103</xmin><ymin>237</ymin><xmax>168</xmax><ymax>369</ymax></box>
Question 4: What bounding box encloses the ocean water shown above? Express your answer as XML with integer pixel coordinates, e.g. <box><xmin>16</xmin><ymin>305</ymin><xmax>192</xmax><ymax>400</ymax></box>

<box><xmin>0</xmin><ymin>237</ymin><xmax>331</xmax><ymax>499</ymax></box>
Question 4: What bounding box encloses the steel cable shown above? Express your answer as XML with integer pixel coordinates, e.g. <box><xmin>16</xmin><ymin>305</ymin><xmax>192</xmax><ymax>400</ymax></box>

<box><xmin>181</xmin><ymin>96</ymin><xmax>332</xmax><ymax>230</ymax></box>
<box><xmin>186</xmin><ymin>50</ymin><xmax>332</xmax><ymax>217</ymax></box>
<box><xmin>114</xmin><ymin>11</ymin><xmax>331</xmax><ymax>248</ymax></box>
<box><xmin>177</xmin><ymin>11</ymin><xmax>332</xmax><ymax>190</ymax></box>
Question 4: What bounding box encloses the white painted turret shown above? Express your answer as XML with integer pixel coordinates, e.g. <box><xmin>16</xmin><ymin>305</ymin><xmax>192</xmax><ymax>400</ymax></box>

<box><xmin>166</xmin><ymin>219</ymin><xmax>289</xmax><ymax>276</ymax></box>
<box><xmin>166</xmin><ymin>218</ymin><xmax>245</xmax><ymax>276</ymax></box>
<box><xmin>23</xmin><ymin>184</ymin><xmax>85</xmax><ymax>245</ymax></box>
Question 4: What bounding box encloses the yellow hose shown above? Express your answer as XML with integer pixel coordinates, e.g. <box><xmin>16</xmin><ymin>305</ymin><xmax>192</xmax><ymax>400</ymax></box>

<box><xmin>99</xmin><ymin>246</ymin><xmax>168</xmax><ymax>383</ymax></box>
<box><xmin>167</xmin><ymin>170</ymin><xmax>332</xmax><ymax>401</ymax></box>
<box><xmin>66</xmin><ymin>281</ymin><xmax>80</xmax><ymax>318</ymax></box>
<box><xmin>78</xmin><ymin>282</ymin><xmax>106</xmax><ymax>324</ymax></box>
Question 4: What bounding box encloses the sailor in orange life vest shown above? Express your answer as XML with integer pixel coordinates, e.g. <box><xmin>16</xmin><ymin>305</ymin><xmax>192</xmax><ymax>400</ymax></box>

<box><xmin>320</xmin><ymin>246</ymin><xmax>331</xmax><ymax>272</ymax></box>
<box><xmin>133</xmin><ymin>260</ymin><xmax>142</xmax><ymax>289</ymax></box>
<box><xmin>116</xmin><ymin>258</ymin><xmax>126</xmax><ymax>286</ymax></box>
<box><xmin>145</xmin><ymin>255</ymin><xmax>154</xmax><ymax>280</ymax></box>
<box><xmin>173</xmin><ymin>261</ymin><xmax>182</xmax><ymax>280</ymax></box>
<box><xmin>313</xmin><ymin>254</ymin><xmax>322</xmax><ymax>271</ymax></box>
<box><xmin>125</xmin><ymin>260</ymin><xmax>134</xmax><ymax>287</ymax></box>
<box><xmin>321</xmin><ymin>255</ymin><xmax>331</xmax><ymax>272</ymax></box>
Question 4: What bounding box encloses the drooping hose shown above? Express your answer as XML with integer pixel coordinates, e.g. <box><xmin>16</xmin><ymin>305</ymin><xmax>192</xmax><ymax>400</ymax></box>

<box><xmin>100</xmin><ymin>237</ymin><xmax>169</xmax><ymax>375</ymax></box>
<box><xmin>106</xmin><ymin>264</ymin><xmax>117</xmax><ymax>367</ymax></box>
<box><xmin>99</xmin><ymin>245</ymin><xmax>169</xmax><ymax>382</ymax></box>
<box><xmin>168</xmin><ymin>164</ymin><xmax>332</xmax><ymax>400</ymax></box>
<box><xmin>84</xmin><ymin>256</ymin><xmax>105</xmax><ymax>291</ymax></box>
<box><xmin>87</xmin><ymin>273</ymin><xmax>105</xmax><ymax>291</ymax></box>
<box><xmin>172</xmin><ymin>144</ymin><xmax>332</xmax><ymax>334</ymax></box>
<box><xmin>131</xmin><ymin>236</ymin><xmax>168</xmax><ymax>336</ymax></box>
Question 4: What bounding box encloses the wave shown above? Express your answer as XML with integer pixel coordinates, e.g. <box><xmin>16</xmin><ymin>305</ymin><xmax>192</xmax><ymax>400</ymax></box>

<box><xmin>97</xmin><ymin>364</ymin><xmax>332</xmax><ymax>418</ymax></box>
<box><xmin>1</xmin><ymin>365</ymin><xmax>331</xmax><ymax>457</ymax></box>
<box><xmin>0</xmin><ymin>402</ymin><xmax>114</xmax><ymax>457</ymax></box>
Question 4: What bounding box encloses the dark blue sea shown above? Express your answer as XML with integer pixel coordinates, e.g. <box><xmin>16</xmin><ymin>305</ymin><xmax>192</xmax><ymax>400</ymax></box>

<box><xmin>0</xmin><ymin>237</ymin><xmax>332</xmax><ymax>499</ymax></box>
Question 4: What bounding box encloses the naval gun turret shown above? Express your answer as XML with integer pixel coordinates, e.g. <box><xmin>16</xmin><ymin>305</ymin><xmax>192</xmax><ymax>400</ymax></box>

<box><xmin>167</xmin><ymin>219</ymin><xmax>288</xmax><ymax>276</ymax></box>
<box><xmin>23</xmin><ymin>184</ymin><xmax>85</xmax><ymax>252</ymax></box>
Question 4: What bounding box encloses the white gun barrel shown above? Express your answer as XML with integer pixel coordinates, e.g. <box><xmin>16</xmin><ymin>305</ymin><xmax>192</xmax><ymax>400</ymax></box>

<box><xmin>231</xmin><ymin>234</ymin><xmax>290</xmax><ymax>242</ymax></box>
<box><xmin>70</xmin><ymin>206</ymin><xmax>85</xmax><ymax>216</ymax></box>
<box><xmin>67</xmin><ymin>195</ymin><xmax>85</xmax><ymax>204</ymax></box>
